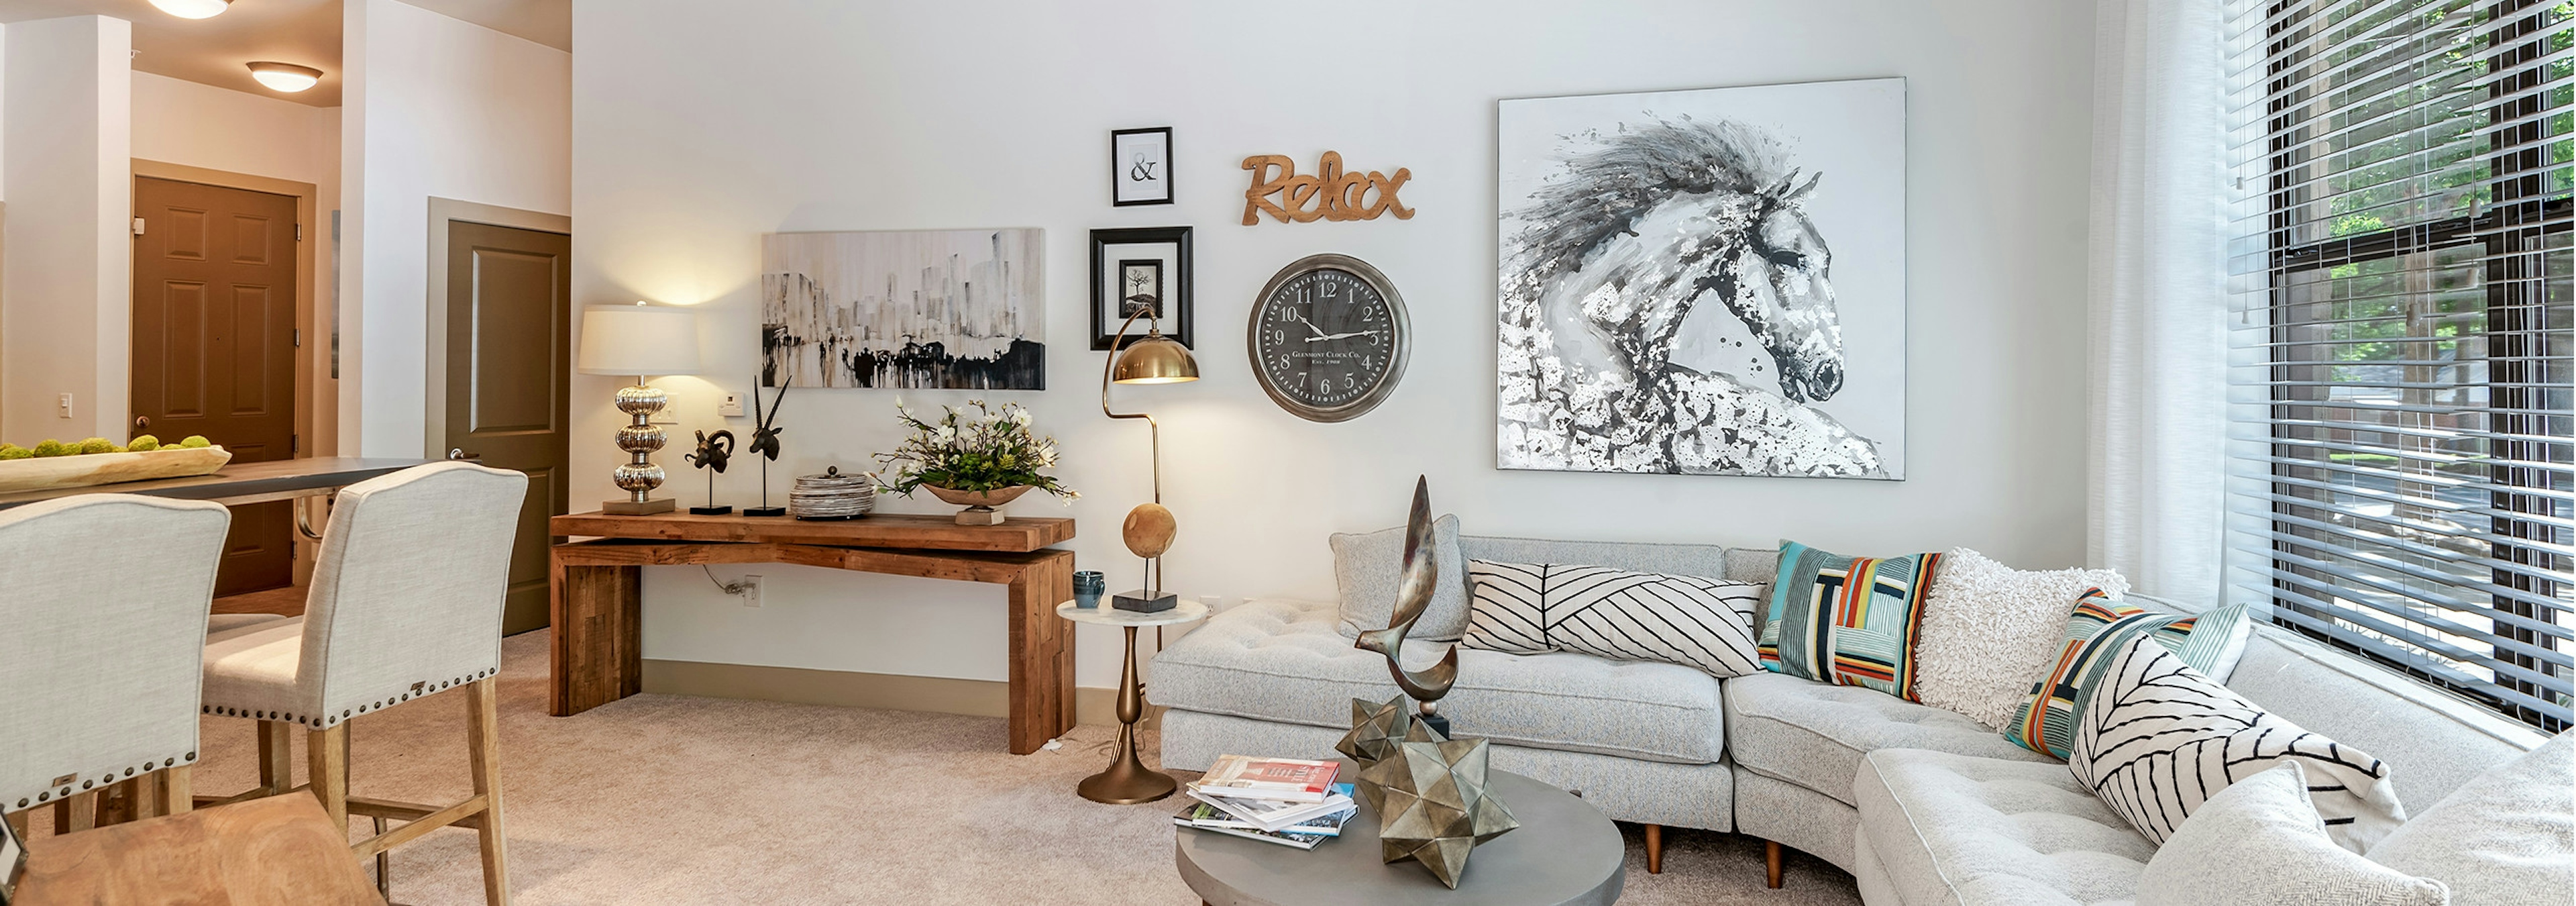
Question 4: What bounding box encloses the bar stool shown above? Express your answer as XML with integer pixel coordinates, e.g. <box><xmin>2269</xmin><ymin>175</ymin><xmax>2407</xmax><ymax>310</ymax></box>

<box><xmin>200</xmin><ymin>461</ymin><xmax>527</xmax><ymax>905</ymax></box>
<box><xmin>0</xmin><ymin>495</ymin><xmax>231</xmax><ymax>837</ymax></box>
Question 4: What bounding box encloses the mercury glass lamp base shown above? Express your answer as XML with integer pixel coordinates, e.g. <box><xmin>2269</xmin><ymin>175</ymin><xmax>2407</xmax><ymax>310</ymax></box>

<box><xmin>604</xmin><ymin>498</ymin><xmax>676</xmax><ymax>515</ymax></box>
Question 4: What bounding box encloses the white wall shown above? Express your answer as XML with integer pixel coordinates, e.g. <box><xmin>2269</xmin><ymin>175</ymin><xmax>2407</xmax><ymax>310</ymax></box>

<box><xmin>2</xmin><ymin>15</ymin><xmax>130</xmax><ymax>446</ymax></box>
<box><xmin>345</xmin><ymin>0</ymin><xmax>570</xmax><ymax>456</ymax></box>
<box><xmin>572</xmin><ymin>0</ymin><xmax>2098</xmax><ymax>691</ymax></box>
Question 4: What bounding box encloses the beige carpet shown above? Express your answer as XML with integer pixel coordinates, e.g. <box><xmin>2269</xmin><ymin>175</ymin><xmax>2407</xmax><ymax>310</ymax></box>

<box><xmin>158</xmin><ymin>630</ymin><xmax>1862</xmax><ymax>905</ymax></box>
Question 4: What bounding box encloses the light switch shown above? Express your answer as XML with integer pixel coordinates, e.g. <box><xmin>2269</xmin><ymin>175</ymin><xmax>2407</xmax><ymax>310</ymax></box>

<box><xmin>718</xmin><ymin>393</ymin><xmax>746</xmax><ymax>417</ymax></box>
<box><xmin>57</xmin><ymin>394</ymin><xmax>73</xmax><ymax>419</ymax></box>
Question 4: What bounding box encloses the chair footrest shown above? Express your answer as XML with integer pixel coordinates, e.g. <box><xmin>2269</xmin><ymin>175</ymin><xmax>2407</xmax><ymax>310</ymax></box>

<box><xmin>351</xmin><ymin>794</ymin><xmax>489</xmax><ymax>859</ymax></box>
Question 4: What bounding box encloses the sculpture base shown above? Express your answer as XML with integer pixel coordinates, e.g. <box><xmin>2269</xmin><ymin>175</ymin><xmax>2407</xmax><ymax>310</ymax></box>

<box><xmin>955</xmin><ymin>506</ymin><xmax>1004</xmax><ymax>526</ymax></box>
<box><xmin>1112</xmin><ymin>589</ymin><xmax>1177</xmax><ymax>613</ymax></box>
<box><xmin>1417</xmin><ymin>711</ymin><xmax>1451</xmax><ymax>740</ymax></box>
<box><xmin>603</xmin><ymin>497</ymin><xmax>675</xmax><ymax>515</ymax></box>
<box><xmin>743</xmin><ymin>506</ymin><xmax>786</xmax><ymax>517</ymax></box>
<box><xmin>689</xmin><ymin>505</ymin><xmax>733</xmax><ymax>515</ymax></box>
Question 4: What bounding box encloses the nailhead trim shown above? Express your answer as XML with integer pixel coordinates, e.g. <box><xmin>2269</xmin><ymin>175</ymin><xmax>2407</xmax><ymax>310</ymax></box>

<box><xmin>199</xmin><ymin>670</ymin><xmax>494</xmax><ymax>727</ymax></box>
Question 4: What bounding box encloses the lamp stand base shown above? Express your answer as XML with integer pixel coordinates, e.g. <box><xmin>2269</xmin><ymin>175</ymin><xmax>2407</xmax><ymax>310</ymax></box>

<box><xmin>743</xmin><ymin>507</ymin><xmax>786</xmax><ymax>517</ymax></box>
<box><xmin>603</xmin><ymin>498</ymin><xmax>676</xmax><ymax>515</ymax></box>
<box><xmin>1112</xmin><ymin>589</ymin><xmax>1177</xmax><ymax>613</ymax></box>
<box><xmin>689</xmin><ymin>505</ymin><xmax>733</xmax><ymax>515</ymax></box>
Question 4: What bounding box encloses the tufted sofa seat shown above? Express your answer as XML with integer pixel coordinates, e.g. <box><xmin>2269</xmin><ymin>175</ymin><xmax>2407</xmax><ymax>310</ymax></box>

<box><xmin>1727</xmin><ymin>672</ymin><xmax>2053</xmax><ymax>807</ymax></box>
<box><xmin>1853</xmin><ymin>749</ymin><xmax>2152</xmax><ymax>906</ymax></box>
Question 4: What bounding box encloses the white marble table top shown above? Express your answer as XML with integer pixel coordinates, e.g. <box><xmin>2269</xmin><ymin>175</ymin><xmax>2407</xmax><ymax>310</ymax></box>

<box><xmin>1055</xmin><ymin>597</ymin><xmax>1209</xmax><ymax>628</ymax></box>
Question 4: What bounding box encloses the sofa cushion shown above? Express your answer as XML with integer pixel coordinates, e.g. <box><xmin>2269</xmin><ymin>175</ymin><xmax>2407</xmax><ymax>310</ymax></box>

<box><xmin>2004</xmin><ymin>591</ymin><xmax>2251</xmax><ymax>759</ymax></box>
<box><xmin>1459</xmin><ymin>559</ymin><xmax>1765</xmax><ymax>678</ymax></box>
<box><xmin>2367</xmin><ymin>730</ymin><xmax>2574</xmax><ymax>906</ymax></box>
<box><xmin>1332</xmin><ymin>515</ymin><xmax>1471</xmax><ymax>641</ymax></box>
<box><xmin>2138</xmin><ymin>762</ymin><xmax>2445</xmax><ymax>906</ymax></box>
<box><xmin>1153</xmin><ymin>598</ymin><xmax>1725</xmax><ymax>764</ymax></box>
<box><xmin>1856</xmin><ymin>748</ymin><xmax>2155</xmax><ymax>906</ymax></box>
<box><xmin>1760</xmin><ymin>541</ymin><xmax>1945</xmax><ymax>699</ymax></box>
<box><xmin>1913</xmin><ymin>547</ymin><xmax>2129</xmax><ymax>731</ymax></box>
<box><xmin>1727</xmin><ymin>671</ymin><xmax>2053</xmax><ymax>806</ymax></box>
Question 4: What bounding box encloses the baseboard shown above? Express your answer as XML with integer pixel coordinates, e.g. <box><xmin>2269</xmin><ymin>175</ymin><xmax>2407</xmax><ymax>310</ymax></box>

<box><xmin>640</xmin><ymin>658</ymin><xmax>1158</xmax><ymax>730</ymax></box>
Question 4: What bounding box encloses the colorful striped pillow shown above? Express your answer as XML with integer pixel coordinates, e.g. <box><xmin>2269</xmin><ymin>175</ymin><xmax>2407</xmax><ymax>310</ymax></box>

<box><xmin>2004</xmin><ymin>589</ymin><xmax>2253</xmax><ymax>758</ymax></box>
<box><xmin>1757</xmin><ymin>541</ymin><xmax>1944</xmax><ymax>700</ymax></box>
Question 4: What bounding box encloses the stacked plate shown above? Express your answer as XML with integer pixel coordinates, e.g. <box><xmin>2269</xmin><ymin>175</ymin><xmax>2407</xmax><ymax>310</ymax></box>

<box><xmin>789</xmin><ymin>466</ymin><xmax>877</xmax><ymax>520</ymax></box>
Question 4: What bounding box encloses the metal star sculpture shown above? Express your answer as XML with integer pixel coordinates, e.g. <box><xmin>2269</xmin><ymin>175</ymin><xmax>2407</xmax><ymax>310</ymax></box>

<box><xmin>1361</xmin><ymin>727</ymin><xmax>1518</xmax><ymax>889</ymax></box>
<box><xmin>1334</xmin><ymin>695</ymin><xmax>1412</xmax><ymax>811</ymax></box>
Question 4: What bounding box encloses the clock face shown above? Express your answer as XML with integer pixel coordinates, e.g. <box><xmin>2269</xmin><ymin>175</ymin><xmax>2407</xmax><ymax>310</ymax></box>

<box><xmin>1248</xmin><ymin>254</ymin><xmax>1409</xmax><ymax>422</ymax></box>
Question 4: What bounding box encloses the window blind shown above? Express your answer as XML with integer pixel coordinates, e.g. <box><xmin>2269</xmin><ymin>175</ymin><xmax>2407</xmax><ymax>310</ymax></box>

<box><xmin>2223</xmin><ymin>0</ymin><xmax>2573</xmax><ymax>729</ymax></box>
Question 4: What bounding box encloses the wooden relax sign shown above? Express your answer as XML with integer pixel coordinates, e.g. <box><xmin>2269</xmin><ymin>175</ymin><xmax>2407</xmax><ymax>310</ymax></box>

<box><xmin>1240</xmin><ymin>152</ymin><xmax>1415</xmax><ymax>225</ymax></box>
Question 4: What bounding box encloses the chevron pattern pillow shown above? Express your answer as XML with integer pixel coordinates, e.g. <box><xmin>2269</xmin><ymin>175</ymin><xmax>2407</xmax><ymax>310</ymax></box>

<box><xmin>2070</xmin><ymin>634</ymin><xmax>2406</xmax><ymax>852</ymax></box>
<box><xmin>1758</xmin><ymin>541</ymin><xmax>1943</xmax><ymax>699</ymax></box>
<box><xmin>1459</xmin><ymin>560</ymin><xmax>1765</xmax><ymax>678</ymax></box>
<box><xmin>2004</xmin><ymin>589</ymin><xmax>2252</xmax><ymax>758</ymax></box>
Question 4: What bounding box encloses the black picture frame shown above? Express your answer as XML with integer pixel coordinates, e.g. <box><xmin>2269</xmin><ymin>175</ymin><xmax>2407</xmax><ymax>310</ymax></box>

<box><xmin>1090</xmin><ymin>226</ymin><xmax>1193</xmax><ymax>350</ymax></box>
<box><xmin>1110</xmin><ymin>126</ymin><xmax>1174</xmax><ymax>207</ymax></box>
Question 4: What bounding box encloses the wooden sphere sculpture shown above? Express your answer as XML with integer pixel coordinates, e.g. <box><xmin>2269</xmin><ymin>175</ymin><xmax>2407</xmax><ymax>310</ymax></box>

<box><xmin>1123</xmin><ymin>503</ymin><xmax>1177</xmax><ymax>559</ymax></box>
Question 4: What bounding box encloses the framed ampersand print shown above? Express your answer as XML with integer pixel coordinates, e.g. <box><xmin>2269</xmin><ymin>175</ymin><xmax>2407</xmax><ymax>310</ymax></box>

<box><xmin>1246</xmin><ymin>254</ymin><xmax>1409</xmax><ymax>422</ymax></box>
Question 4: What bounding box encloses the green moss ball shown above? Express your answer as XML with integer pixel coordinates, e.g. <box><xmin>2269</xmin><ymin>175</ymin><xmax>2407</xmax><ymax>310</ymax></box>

<box><xmin>76</xmin><ymin>438</ymin><xmax>115</xmax><ymax>455</ymax></box>
<box><xmin>32</xmin><ymin>440</ymin><xmax>69</xmax><ymax>458</ymax></box>
<box><xmin>0</xmin><ymin>445</ymin><xmax>28</xmax><ymax>461</ymax></box>
<box><xmin>127</xmin><ymin>435</ymin><xmax>161</xmax><ymax>452</ymax></box>
<box><xmin>179</xmin><ymin>436</ymin><xmax>212</xmax><ymax>449</ymax></box>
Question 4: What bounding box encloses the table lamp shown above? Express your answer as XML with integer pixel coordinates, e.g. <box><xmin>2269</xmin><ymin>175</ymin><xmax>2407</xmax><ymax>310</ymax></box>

<box><xmin>1101</xmin><ymin>307</ymin><xmax>1197</xmax><ymax>612</ymax></box>
<box><xmin>578</xmin><ymin>302</ymin><xmax>702</xmax><ymax>515</ymax></box>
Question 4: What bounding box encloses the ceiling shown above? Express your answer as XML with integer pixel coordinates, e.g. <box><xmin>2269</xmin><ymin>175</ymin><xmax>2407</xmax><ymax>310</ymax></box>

<box><xmin>0</xmin><ymin>0</ymin><xmax>570</xmax><ymax>108</ymax></box>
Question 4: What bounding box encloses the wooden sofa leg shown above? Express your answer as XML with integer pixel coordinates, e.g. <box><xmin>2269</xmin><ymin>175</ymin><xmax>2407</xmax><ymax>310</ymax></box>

<box><xmin>1764</xmin><ymin>840</ymin><xmax>1784</xmax><ymax>889</ymax></box>
<box><xmin>1644</xmin><ymin>823</ymin><xmax>1663</xmax><ymax>874</ymax></box>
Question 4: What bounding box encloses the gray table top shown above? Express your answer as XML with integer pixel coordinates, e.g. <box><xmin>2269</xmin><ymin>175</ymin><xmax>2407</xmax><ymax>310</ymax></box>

<box><xmin>0</xmin><ymin>458</ymin><xmax>427</xmax><ymax>511</ymax></box>
<box><xmin>1174</xmin><ymin>762</ymin><xmax>1625</xmax><ymax>906</ymax></box>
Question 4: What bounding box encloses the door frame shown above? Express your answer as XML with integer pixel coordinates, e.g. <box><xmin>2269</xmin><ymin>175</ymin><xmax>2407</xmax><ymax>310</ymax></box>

<box><xmin>131</xmin><ymin>160</ymin><xmax>325</xmax><ymax>583</ymax></box>
<box><xmin>421</xmin><ymin>197</ymin><xmax>572</xmax><ymax>458</ymax></box>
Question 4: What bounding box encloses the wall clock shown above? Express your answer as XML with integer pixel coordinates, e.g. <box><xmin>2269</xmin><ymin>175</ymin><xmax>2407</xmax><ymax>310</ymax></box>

<box><xmin>1247</xmin><ymin>254</ymin><xmax>1409</xmax><ymax>422</ymax></box>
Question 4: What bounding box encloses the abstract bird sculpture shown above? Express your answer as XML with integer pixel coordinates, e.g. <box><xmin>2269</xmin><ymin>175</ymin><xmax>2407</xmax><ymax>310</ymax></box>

<box><xmin>1354</xmin><ymin>475</ymin><xmax>1459</xmax><ymax>737</ymax></box>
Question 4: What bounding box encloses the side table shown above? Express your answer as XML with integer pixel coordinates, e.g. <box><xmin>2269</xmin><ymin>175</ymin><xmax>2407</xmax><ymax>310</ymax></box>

<box><xmin>1056</xmin><ymin>598</ymin><xmax>1209</xmax><ymax>803</ymax></box>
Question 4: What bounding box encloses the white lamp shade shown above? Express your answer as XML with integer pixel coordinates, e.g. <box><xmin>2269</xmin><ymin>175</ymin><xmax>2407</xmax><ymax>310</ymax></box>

<box><xmin>578</xmin><ymin>304</ymin><xmax>702</xmax><ymax>376</ymax></box>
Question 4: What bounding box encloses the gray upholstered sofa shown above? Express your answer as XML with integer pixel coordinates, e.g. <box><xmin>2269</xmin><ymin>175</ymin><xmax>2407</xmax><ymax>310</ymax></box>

<box><xmin>1151</xmin><ymin>532</ymin><xmax>2561</xmax><ymax>904</ymax></box>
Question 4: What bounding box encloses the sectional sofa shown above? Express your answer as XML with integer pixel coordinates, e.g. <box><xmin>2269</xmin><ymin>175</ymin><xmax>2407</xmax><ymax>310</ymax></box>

<box><xmin>1150</xmin><ymin>532</ymin><xmax>2560</xmax><ymax>903</ymax></box>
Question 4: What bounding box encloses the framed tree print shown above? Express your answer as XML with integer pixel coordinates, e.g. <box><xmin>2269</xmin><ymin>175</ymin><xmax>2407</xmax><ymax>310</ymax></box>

<box><xmin>1089</xmin><ymin>226</ymin><xmax>1193</xmax><ymax>350</ymax></box>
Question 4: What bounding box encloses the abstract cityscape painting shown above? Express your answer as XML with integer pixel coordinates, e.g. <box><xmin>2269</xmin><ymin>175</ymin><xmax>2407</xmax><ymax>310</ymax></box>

<box><xmin>761</xmin><ymin>229</ymin><xmax>1044</xmax><ymax>390</ymax></box>
<box><xmin>1496</xmin><ymin>79</ymin><xmax>1905</xmax><ymax>479</ymax></box>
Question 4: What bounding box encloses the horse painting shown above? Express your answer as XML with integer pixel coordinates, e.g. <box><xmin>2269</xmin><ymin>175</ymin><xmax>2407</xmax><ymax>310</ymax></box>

<box><xmin>1498</xmin><ymin>105</ymin><xmax>1894</xmax><ymax>479</ymax></box>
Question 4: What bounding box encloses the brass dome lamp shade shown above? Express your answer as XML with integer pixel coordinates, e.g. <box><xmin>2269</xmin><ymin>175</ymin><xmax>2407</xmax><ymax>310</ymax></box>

<box><xmin>1102</xmin><ymin>307</ymin><xmax>1197</xmax><ymax>614</ymax></box>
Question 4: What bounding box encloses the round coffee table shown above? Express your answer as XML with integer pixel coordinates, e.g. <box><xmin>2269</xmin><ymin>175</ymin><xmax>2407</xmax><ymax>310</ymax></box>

<box><xmin>1175</xmin><ymin>760</ymin><xmax>1624</xmax><ymax>905</ymax></box>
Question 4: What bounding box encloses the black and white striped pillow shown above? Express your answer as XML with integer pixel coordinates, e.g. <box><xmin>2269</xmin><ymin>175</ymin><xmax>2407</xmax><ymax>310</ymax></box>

<box><xmin>1459</xmin><ymin>559</ymin><xmax>1764</xmax><ymax>678</ymax></box>
<box><xmin>2070</xmin><ymin>634</ymin><xmax>2407</xmax><ymax>852</ymax></box>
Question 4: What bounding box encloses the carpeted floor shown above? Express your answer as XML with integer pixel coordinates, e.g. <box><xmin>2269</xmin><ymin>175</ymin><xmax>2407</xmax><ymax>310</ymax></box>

<box><xmin>159</xmin><ymin>630</ymin><xmax>1861</xmax><ymax>905</ymax></box>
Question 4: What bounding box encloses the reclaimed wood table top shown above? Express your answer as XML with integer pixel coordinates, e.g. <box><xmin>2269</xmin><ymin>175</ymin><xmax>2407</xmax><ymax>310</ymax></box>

<box><xmin>13</xmin><ymin>795</ymin><xmax>384</xmax><ymax>905</ymax></box>
<box><xmin>0</xmin><ymin>457</ymin><xmax>426</xmax><ymax>511</ymax></box>
<box><xmin>551</xmin><ymin>509</ymin><xmax>1075</xmax><ymax>553</ymax></box>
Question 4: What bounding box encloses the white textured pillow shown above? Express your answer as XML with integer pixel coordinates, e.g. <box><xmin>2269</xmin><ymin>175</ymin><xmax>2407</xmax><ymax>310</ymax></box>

<box><xmin>2368</xmin><ymin>731</ymin><xmax>2574</xmax><ymax>906</ymax></box>
<box><xmin>1460</xmin><ymin>560</ymin><xmax>1764</xmax><ymax>678</ymax></box>
<box><xmin>2072</xmin><ymin>636</ymin><xmax>2406</xmax><ymax>852</ymax></box>
<box><xmin>1913</xmin><ymin>547</ymin><xmax>2129</xmax><ymax>729</ymax></box>
<box><xmin>2139</xmin><ymin>761</ymin><xmax>2447</xmax><ymax>906</ymax></box>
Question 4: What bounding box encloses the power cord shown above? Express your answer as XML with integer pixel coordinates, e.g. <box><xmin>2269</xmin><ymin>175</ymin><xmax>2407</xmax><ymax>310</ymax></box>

<box><xmin>701</xmin><ymin>564</ymin><xmax>749</xmax><ymax>595</ymax></box>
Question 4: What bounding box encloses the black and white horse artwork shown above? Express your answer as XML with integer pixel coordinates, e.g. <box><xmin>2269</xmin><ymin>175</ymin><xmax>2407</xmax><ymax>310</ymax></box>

<box><xmin>1499</xmin><ymin>104</ymin><xmax>1894</xmax><ymax>479</ymax></box>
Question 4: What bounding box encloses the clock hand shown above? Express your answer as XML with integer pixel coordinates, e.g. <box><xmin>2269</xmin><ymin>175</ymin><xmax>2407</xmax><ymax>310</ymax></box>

<box><xmin>1293</xmin><ymin>313</ymin><xmax>1329</xmax><ymax>339</ymax></box>
<box><xmin>1307</xmin><ymin>330</ymin><xmax>1387</xmax><ymax>342</ymax></box>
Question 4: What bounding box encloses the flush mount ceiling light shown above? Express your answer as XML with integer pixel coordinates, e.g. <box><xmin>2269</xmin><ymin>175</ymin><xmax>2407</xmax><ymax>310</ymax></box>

<box><xmin>247</xmin><ymin>62</ymin><xmax>324</xmax><ymax>93</ymax></box>
<box><xmin>148</xmin><ymin>0</ymin><xmax>231</xmax><ymax>19</ymax></box>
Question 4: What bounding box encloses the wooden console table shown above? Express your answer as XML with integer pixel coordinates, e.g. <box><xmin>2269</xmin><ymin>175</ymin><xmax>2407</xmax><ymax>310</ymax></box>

<box><xmin>548</xmin><ymin>510</ymin><xmax>1077</xmax><ymax>754</ymax></box>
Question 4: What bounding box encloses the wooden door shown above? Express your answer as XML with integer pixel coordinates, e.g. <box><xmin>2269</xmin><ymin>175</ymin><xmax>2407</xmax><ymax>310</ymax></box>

<box><xmin>445</xmin><ymin>220</ymin><xmax>572</xmax><ymax>634</ymax></box>
<box><xmin>132</xmin><ymin>177</ymin><xmax>299</xmax><ymax>597</ymax></box>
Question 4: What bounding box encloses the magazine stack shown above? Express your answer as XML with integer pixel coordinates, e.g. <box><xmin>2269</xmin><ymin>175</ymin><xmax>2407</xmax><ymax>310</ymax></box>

<box><xmin>1170</xmin><ymin>755</ymin><xmax>1358</xmax><ymax>850</ymax></box>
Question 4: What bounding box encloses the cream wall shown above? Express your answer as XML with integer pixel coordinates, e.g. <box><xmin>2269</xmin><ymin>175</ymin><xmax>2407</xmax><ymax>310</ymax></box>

<box><xmin>345</xmin><ymin>0</ymin><xmax>570</xmax><ymax>456</ymax></box>
<box><xmin>2</xmin><ymin>15</ymin><xmax>130</xmax><ymax>446</ymax></box>
<box><xmin>572</xmin><ymin>0</ymin><xmax>2098</xmax><ymax>691</ymax></box>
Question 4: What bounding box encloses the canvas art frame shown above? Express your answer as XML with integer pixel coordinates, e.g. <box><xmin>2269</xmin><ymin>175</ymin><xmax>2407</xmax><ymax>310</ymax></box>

<box><xmin>760</xmin><ymin>228</ymin><xmax>1046</xmax><ymax>390</ymax></box>
<box><xmin>1112</xmin><ymin>127</ymin><xmax>1175</xmax><ymax>206</ymax></box>
<box><xmin>1089</xmin><ymin>225</ymin><xmax>1193</xmax><ymax>350</ymax></box>
<box><xmin>1495</xmin><ymin>78</ymin><xmax>1907</xmax><ymax>479</ymax></box>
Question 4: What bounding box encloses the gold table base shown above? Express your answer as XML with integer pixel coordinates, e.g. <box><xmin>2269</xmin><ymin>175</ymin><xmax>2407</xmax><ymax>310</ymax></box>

<box><xmin>1078</xmin><ymin>625</ymin><xmax>1177</xmax><ymax>804</ymax></box>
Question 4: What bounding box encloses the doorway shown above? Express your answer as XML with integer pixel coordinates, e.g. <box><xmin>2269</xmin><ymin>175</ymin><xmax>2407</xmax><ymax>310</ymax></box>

<box><xmin>131</xmin><ymin>175</ymin><xmax>302</xmax><ymax>596</ymax></box>
<box><xmin>429</xmin><ymin>208</ymin><xmax>572</xmax><ymax>635</ymax></box>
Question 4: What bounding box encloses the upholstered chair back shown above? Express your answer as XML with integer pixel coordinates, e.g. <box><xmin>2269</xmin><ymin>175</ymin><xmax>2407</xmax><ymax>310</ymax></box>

<box><xmin>297</xmin><ymin>462</ymin><xmax>526</xmax><ymax>721</ymax></box>
<box><xmin>0</xmin><ymin>495</ymin><xmax>230</xmax><ymax>812</ymax></box>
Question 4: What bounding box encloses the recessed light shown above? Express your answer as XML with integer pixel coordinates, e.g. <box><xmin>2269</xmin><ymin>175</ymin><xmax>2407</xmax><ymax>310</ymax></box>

<box><xmin>148</xmin><ymin>0</ymin><xmax>231</xmax><ymax>19</ymax></box>
<box><xmin>247</xmin><ymin>62</ymin><xmax>324</xmax><ymax>93</ymax></box>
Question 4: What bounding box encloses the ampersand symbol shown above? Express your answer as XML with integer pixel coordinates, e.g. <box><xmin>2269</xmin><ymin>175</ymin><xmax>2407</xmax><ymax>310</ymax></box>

<box><xmin>1128</xmin><ymin>152</ymin><xmax>1158</xmax><ymax>183</ymax></box>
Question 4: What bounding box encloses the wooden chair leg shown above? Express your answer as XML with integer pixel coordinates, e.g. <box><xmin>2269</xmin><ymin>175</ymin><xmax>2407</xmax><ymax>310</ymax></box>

<box><xmin>466</xmin><ymin>678</ymin><xmax>511</xmax><ymax>906</ymax></box>
<box><xmin>161</xmin><ymin>765</ymin><xmax>192</xmax><ymax>816</ymax></box>
<box><xmin>1644</xmin><ymin>823</ymin><xmax>1663</xmax><ymax>874</ymax></box>
<box><xmin>257</xmin><ymin>720</ymin><xmax>294</xmax><ymax>796</ymax></box>
<box><xmin>1764</xmin><ymin>839</ymin><xmax>1784</xmax><ymax>889</ymax></box>
<box><xmin>307</xmin><ymin>723</ymin><xmax>350</xmax><ymax>834</ymax></box>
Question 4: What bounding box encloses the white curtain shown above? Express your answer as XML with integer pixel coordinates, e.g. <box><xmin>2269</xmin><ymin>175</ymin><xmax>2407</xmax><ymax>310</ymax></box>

<box><xmin>2088</xmin><ymin>0</ymin><xmax>2231</xmax><ymax>603</ymax></box>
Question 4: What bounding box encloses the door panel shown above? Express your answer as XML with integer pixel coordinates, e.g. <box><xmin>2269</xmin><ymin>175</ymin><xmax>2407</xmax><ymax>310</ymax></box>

<box><xmin>132</xmin><ymin>177</ymin><xmax>299</xmax><ymax>597</ymax></box>
<box><xmin>445</xmin><ymin>221</ymin><xmax>572</xmax><ymax>635</ymax></box>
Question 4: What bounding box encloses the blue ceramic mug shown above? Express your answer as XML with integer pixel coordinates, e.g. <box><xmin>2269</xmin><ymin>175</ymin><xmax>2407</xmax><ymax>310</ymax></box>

<box><xmin>1073</xmin><ymin>570</ymin><xmax>1106</xmax><ymax>609</ymax></box>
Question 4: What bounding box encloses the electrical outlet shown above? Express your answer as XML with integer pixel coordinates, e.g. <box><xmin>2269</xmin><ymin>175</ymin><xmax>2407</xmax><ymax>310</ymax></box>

<box><xmin>56</xmin><ymin>393</ymin><xmax>73</xmax><ymax>419</ymax></box>
<box><xmin>731</xmin><ymin>574</ymin><xmax>763</xmax><ymax>607</ymax></box>
<box><xmin>718</xmin><ymin>393</ymin><xmax>746</xmax><ymax>417</ymax></box>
